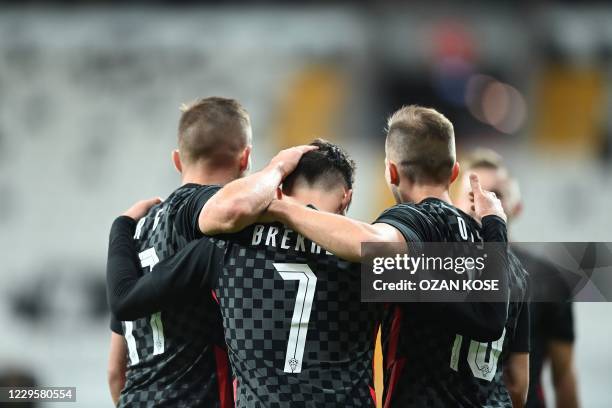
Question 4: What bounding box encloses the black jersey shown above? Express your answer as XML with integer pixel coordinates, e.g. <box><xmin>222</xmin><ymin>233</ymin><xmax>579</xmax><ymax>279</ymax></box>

<box><xmin>107</xmin><ymin>216</ymin><xmax>383</xmax><ymax>408</ymax></box>
<box><xmin>375</xmin><ymin>199</ymin><xmax>529</xmax><ymax>408</ymax></box>
<box><xmin>513</xmin><ymin>247</ymin><xmax>575</xmax><ymax>408</ymax></box>
<box><xmin>107</xmin><ymin>184</ymin><xmax>233</xmax><ymax>408</ymax></box>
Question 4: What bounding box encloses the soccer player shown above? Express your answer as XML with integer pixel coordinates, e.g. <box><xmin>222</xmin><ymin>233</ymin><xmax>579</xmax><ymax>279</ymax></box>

<box><xmin>107</xmin><ymin>140</ymin><xmax>384</xmax><ymax>407</ymax></box>
<box><xmin>245</xmin><ymin>106</ymin><xmax>518</xmax><ymax>407</ymax></box>
<box><xmin>456</xmin><ymin>149</ymin><xmax>579</xmax><ymax>408</ymax></box>
<box><xmin>106</xmin><ymin>97</ymin><xmax>254</xmax><ymax>407</ymax></box>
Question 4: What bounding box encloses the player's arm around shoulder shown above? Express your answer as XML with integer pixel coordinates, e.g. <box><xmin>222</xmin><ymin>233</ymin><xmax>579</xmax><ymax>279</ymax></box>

<box><xmin>266</xmin><ymin>198</ymin><xmax>405</xmax><ymax>262</ymax></box>
<box><xmin>199</xmin><ymin>145</ymin><xmax>317</xmax><ymax>235</ymax></box>
<box><xmin>108</xmin><ymin>197</ymin><xmax>220</xmax><ymax>320</ymax></box>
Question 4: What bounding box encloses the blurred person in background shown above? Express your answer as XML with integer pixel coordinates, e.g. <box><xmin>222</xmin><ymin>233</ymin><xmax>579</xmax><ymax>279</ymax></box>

<box><xmin>456</xmin><ymin>149</ymin><xmax>579</xmax><ymax>408</ymax></box>
<box><xmin>107</xmin><ymin>97</ymin><xmax>254</xmax><ymax>407</ymax></box>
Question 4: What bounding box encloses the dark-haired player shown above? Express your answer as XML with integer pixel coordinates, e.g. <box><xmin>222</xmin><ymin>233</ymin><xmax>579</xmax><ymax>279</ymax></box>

<box><xmin>107</xmin><ymin>140</ymin><xmax>382</xmax><ymax>407</ymax></box>
<box><xmin>107</xmin><ymin>97</ymin><xmax>313</xmax><ymax>407</ymax></box>
<box><xmin>250</xmin><ymin>106</ymin><xmax>520</xmax><ymax>407</ymax></box>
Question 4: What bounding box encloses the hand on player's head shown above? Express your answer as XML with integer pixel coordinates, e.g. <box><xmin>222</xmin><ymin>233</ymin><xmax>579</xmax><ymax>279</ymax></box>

<box><xmin>469</xmin><ymin>174</ymin><xmax>507</xmax><ymax>223</ymax></box>
<box><xmin>270</xmin><ymin>145</ymin><xmax>319</xmax><ymax>179</ymax></box>
<box><xmin>123</xmin><ymin>197</ymin><xmax>163</xmax><ymax>221</ymax></box>
<box><xmin>257</xmin><ymin>190</ymin><xmax>304</xmax><ymax>224</ymax></box>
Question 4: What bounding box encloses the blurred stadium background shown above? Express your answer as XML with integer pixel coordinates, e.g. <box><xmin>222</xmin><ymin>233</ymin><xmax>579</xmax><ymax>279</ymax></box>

<box><xmin>0</xmin><ymin>1</ymin><xmax>611</xmax><ymax>406</ymax></box>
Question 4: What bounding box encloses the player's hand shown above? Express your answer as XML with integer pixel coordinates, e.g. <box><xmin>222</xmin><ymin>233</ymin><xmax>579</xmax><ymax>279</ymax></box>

<box><xmin>259</xmin><ymin>191</ymin><xmax>302</xmax><ymax>223</ymax></box>
<box><xmin>469</xmin><ymin>174</ymin><xmax>507</xmax><ymax>223</ymax></box>
<box><xmin>269</xmin><ymin>145</ymin><xmax>318</xmax><ymax>178</ymax></box>
<box><xmin>123</xmin><ymin>197</ymin><xmax>162</xmax><ymax>221</ymax></box>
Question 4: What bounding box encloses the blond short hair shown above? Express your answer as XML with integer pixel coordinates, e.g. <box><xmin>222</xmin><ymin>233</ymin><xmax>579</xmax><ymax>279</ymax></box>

<box><xmin>385</xmin><ymin>105</ymin><xmax>456</xmax><ymax>184</ymax></box>
<box><xmin>178</xmin><ymin>97</ymin><xmax>251</xmax><ymax>165</ymax></box>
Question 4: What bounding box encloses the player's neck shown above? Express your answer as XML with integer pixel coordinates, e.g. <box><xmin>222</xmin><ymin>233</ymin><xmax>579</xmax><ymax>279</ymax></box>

<box><xmin>402</xmin><ymin>184</ymin><xmax>452</xmax><ymax>206</ymax></box>
<box><xmin>180</xmin><ymin>167</ymin><xmax>240</xmax><ymax>186</ymax></box>
<box><xmin>287</xmin><ymin>186</ymin><xmax>345</xmax><ymax>214</ymax></box>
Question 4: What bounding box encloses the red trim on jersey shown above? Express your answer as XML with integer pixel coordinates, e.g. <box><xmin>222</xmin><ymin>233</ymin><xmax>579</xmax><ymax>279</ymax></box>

<box><xmin>537</xmin><ymin>383</ymin><xmax>546</xmax><ymax>406</ymax></box>
<box><xmin>383</xmin><ymin>306</ymin><xmax>404</xmax><ymax>408</ymax></box>
<box><xmin>383</xmin><ymin>358</ymin><xmax>406</xmax><ymax>408</ymax></box>
<box><xmin>385</xmin><ymin>306</ymin><xmax>402</xmax><ymax>371</ymax></box>
<box><xmin>369</xmin><ymin>386</ymin><xmax>377</xmax><ymax>406</ymax></box>
<box><xmin>214</xmin><ymin>345</ymin><xmax>233</xmax><ymax>408</ymax></box>
<box><xmin>211</xmin><ymin>289</ymin><xmax>219</xmax><ymax>304</ymax></box>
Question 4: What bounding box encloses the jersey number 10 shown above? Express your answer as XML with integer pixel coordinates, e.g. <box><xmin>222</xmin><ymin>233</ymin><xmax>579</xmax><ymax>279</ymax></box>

<box><xmin>449</xmin><ymin>329</ymin><xmax>506</xmax><ymax>381</ymax></box>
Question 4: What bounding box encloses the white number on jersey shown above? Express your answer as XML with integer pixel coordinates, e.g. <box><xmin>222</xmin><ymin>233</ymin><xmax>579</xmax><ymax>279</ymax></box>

<box><xmin>449</xmin><ymin>328</ymin><xmax>506</xmax><ymax>381</ymax></box>
<box><xmin>123</xmin><ymin>247</ymin><xmax>166</xmax><ymax>365</ymax></box>
<box><xmin>274</xmin><ymin>263</ymin><xmax>318</xmax><ymax>374</ymax></box>
<box><xmin>457</xmin><ymin>216</ymin><xmax>469</xmax><ymax>241</ymax></box>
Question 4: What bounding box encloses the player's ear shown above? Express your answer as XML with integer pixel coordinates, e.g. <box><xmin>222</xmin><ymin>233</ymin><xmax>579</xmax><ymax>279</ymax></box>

<box><xmin>172</xmin><ymin>149</ymin><xmax>183</xmax><ymax>174</ymax></box>
<box><xmin>450</xmin><ymin>162</ymin><xmax>460</xmax><ymax>184</ymax></box>
<box><xmin>387</xmin><ymin>160</ymin><xmax>400</xmax><ymax>186</ymax></box>
<box><xmin>340</xmin><ymin>188</ymin><xmax>353</xmax><ymax>214</ymax></box>
<box><xmin>239</xmin><ymin>145</ymin><xmax>252</xmax><ymax>174</ymax></box>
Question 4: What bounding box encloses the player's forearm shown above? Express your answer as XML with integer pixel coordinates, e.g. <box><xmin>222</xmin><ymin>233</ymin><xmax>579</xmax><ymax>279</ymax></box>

<box><xmin>550</xmin><ymin>347</ymin><xmax>579</xmax><ymax>408</ymax></box>
<box><xmin>270</xmin><ymin>200</ymin><xmax>381</xmax><ymax>262</ymax></box>
<box><xmin>107</xmin><ymin>333</ymin><xmax>126</xmax><ymax>406</ymax></box>
<box><xmin>108</xmin><ymin>216</ymin><xmax>217</xmax><ymax>319</ymax></box>
<box><xmin>504</xmin><ymin>377</ymin><xmax>527</xmax><ymax>408</ymax></box>
<box><xmin>108</xmin><ymin>372</ymin><xmax>124</xmax><ymax>406</ymax></box>
<box><xmin>199</xmin><ymin>162</ymin><xmax>284</xmax><ymax>235</ymax></box>
<box><xmin>106</xmin><ymin>216</ymin><xmax>165</xmax><ymax>320</ymax></box>
<box><xmin>444</xmin><ymin>215</ymin><xmax>510</xmax><ymax>341</ymax></box>
<box><xmin>503</xmin><ymin>353</ymin><xmax>529</xmax><ymax>408</ymax></box>
<box><xmin>554</xmin><ymin>373</ymin><xmax>579</xmax><ymax>408</ymax></box>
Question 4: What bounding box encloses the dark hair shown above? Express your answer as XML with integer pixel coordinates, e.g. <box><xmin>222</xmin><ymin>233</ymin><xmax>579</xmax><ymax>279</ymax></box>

<box><xmin>283</xmin><ymin>139</ymin><xmax>355</xmax><ymax>192</ymax></box>
<box><xmin>386</xmin><ymin>105</ymin><xmax>455</xmax><ymax>185</ymax></box>
<box><xmin>177</xmin><ymin>97</ymin><xmax>251</xmax><ymax>165</ymax></box>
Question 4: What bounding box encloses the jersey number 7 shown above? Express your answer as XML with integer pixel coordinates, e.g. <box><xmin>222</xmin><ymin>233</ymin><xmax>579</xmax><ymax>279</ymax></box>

<box><xmin>274</xmin><ymin>263</ymin><xmax>318</xmax><ymax>374</ymax></box>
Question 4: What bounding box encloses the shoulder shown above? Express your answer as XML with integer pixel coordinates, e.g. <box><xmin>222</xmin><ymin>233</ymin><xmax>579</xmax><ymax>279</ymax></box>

<box><xmin>375</xmin><ymin>203</ymin><xmax>429</xmax><ymax>242</ymax></box>
<box><xmin>376</xmin><ymin>203</ymin><xmax>424</xmax><ymax>222</ymax></box>
<box><xmin>183</xmin><ymin>184</ymin><xmax>222</xmax><ymax>201</ymax></box>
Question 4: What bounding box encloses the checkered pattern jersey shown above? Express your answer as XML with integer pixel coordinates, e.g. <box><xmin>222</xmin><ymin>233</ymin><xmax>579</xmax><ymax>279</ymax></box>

<box><xmin>377</xmin><ymin>199</ymin><xmax>527</xmax><ymax>408</ymax></box>
<box><xmin>117</xmin><ymin>185</ymin><xmax>229</xmax><ymax>408</ymax></box>
<box><xmin>210</xmin><ymin>224</ymin><xmax>383</xmax><ymax>408</ymax></box>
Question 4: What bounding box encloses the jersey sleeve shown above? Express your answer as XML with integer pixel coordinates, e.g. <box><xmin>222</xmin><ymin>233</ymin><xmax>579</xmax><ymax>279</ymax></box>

<box><xmin>480</xmin><ymin>215</ymin><xmax>508</xmax><ymax>242</ymax></box>
<box><xmin>509</xmin><ymin>302</ymin><xmax>530</xmax><ymax>352</ymax></box>
<box><xmin>175</xmin><ymin>185</ymin><xmax>221</xmax><ymax>239</ymax></box>
<box><xmin>373</xmin><ymin>204</ymin><xmax>428</xmax><ymax>242</ymax></box>
<box><xmin>435</xmin><ymin>215</ymin><xmax>511</xmax><ymax>342</ymax></box>
<box><xmin>106</xmin><ymin>216</ymin><xmax>222</xmax><ymax>321</ymax></box>
<box><xmin>543</xmin><ymin>302</ymin><xmax>575</xmax><ymax>343</ymax></box>
<box><xmin>110</xmin><ymin>313</ymin><xmax>124</xmax><ymax>335</ymax></box>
